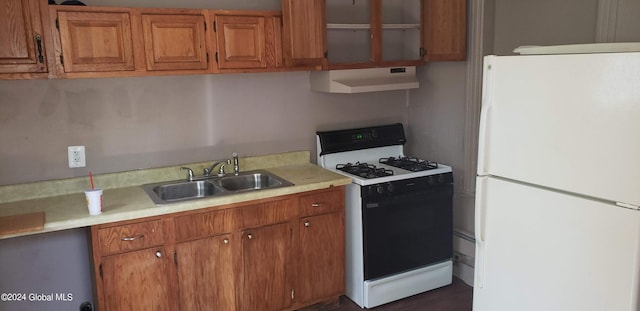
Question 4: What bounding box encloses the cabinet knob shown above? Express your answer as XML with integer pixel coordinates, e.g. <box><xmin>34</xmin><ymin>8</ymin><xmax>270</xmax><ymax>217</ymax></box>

<box><xmin>155</xmin><ymin>251</ymin><xmax>162</xmax><ymax>258</ymax></box>
<box><xmin>304</xmin><ymin>221</ymin><xmax>310</xmax><ymax>227</ymax></box>
<box><xmin>247</xmin><ymin>234</ymin><xmax>253</xmax><ymax>240</ymax></box>
<box><xmin>223</xmin><ymin>238</ymin><xmax>229</xmax><ymax>244</ymax></box>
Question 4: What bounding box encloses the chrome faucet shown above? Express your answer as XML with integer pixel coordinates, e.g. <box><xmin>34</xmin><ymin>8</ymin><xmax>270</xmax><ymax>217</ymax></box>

<box><xmin>204</xmin><ymin>159</ymin><xmax>231</xmax><ymax>177</ymax></box>
<box><xmin>232</xmin><ymin>152</ymin><xmax>239</xmax><ymax>175</ymax></box>
<box><xmin>180</xmin><ymin>167</ymin><xmax>194</xmax><ymax>181</ymax></box>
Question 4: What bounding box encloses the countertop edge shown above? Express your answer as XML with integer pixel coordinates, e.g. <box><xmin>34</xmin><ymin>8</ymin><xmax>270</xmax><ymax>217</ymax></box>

<box><xmin>0</xmin><ymin>163</ymin><xmax>352</xmax><ymax>240</ymax></box>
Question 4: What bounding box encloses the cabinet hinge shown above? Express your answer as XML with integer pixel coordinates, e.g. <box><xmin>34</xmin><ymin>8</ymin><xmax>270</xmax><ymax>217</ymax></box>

<box><xmin>213</xmin><ymin>21</ymin><xmax>217</xmax><ymax>32</ymax></box>
<box><xmin>204</xmin><ymin>21</ymin><xmax>206</xmax><ymax>32</ymax></box>
<box><xmin>59</xmin><ymin>54</ymin><xmax>64</xmax><ymax>65</ymax></box>
<box><xmin>206</xmin><ymin>52</ymin><xmax>209</xmax><ymax>63</ymax></box>
<box><xmin>55</xmin><ymin>18</ymin><xmax>59</xmax><ymax>30</ymax></box>
<box><xmin>99</xmin><ymin>264</ymin><xmax>103</xmax><ymax>279</ymax></box>
<box><xmin>173</xmin><ymin>252</ymin><xmax>178</xmax><ymax>265</ymax></box>
<box><xmin>420</xmin><ymin>47</ymin><xmax>427</xmax><ymax>57</ymax></box>
<box><xmin>324</xmin><ymin>51</ymin><xmax>328</xmax><ymax>59</ymax></box>
<box><xmin>215</xmin><ymin>52</ymin><xmax>218</xmax><ymax>63</ymax></box>
<box><xmin>291</xmin><ymin>289</ymin><xmax>295</xmax><ymax>300</ymax></box>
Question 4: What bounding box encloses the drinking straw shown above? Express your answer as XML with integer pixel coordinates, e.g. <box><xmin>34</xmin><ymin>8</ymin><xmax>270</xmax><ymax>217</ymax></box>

<box><xmin>89</xmin><ymin>171</ymin><xmax>95</xmax><ymax>190</ymax></box>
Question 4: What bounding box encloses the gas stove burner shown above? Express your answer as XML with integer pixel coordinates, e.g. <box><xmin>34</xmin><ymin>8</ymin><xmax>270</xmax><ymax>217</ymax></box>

<box><xmin>336</xmin><ymin>162</ymin><xmax>394</xmax><ymax>179</ymax></box>
<box><xmin>379</xmin><ymin>156</ymin><xmax>439</xmax><ymax>172</ymax></box>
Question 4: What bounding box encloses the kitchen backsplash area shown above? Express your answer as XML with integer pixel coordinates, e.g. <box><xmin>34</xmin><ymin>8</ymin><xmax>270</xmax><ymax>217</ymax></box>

<box><xmin>0</xmin><ymin>72</ymin><xmax>407</xmax><ymax>186</ymax></box>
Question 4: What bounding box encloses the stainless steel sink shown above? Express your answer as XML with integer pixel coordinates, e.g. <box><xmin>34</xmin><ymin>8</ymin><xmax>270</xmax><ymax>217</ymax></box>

<box><xmin>212</xmin><ymin>170</ymin><xmax>294</xmax><ymax>192</ymax></box>
<box><xmin>141</xmin><ymin>170</ymin><xmax>293</xmax><ymax>205</ymax></box>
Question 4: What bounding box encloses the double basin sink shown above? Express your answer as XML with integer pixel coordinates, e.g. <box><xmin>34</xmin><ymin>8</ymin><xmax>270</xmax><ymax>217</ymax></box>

<box><xmin>141</xmin><ymin>170</ymin><xmax>294</xmax><ymax>205</ymax></box>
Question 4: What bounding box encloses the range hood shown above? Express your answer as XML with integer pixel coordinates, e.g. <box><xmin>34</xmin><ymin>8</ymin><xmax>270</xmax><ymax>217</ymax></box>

<box><xmin>310</xmin><ymin>66</ymin><xmax>419</xmax><ymax>93</ymax></box>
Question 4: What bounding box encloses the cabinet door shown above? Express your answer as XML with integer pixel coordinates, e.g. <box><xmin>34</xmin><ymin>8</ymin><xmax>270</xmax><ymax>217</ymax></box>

<box><xmin>0</xmin><ymin>0</ymin><xmax>48</xmax><ymax>74</ymax></box>
<box><xmin>100</xmin><ymin>247</ymin><xmax>177</xmax><ymax>311</ymax></box>
<box><xmin>176</xmin><ymin>234</ymin><xmax>237</xmax><ymax>311</ymax></box>
<box><xmin>281</xmin><ymin>0</ymin><xmax>325</xmax><ymax>68</ymax></box>
<box><xmin>423</xmin><ymin>0</ymin><xmax>466</xmax><ymax>61</ymax></box>
<box><xmin>215</xmin><ymin>15</ymin><xmax>266</xmax><ymax>69</ymax></box>
<box><xmin>297</xmin><ymin>212</ymin><xmax>345</xmax><ymax>304</ymax></box>
<box><xmin>57</xmin><ymin>11</ymin><xmax>134</xmax><ymax>72</ymax></box>
<box><xmin>142</xmin><ymin>14</ymin><xmax>208</xmax><ymax>71</ymax></box>
<box><xmin>241</xmin><ymin>223</ymin><xmax>293</xmax><ymax>311</ymax></box>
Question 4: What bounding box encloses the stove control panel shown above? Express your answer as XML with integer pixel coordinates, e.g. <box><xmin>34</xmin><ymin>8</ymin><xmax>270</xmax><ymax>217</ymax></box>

<box><xmin>362</xmin><ymin>172</ymin><xmax>453</xmax><ymax>198</ymax></box>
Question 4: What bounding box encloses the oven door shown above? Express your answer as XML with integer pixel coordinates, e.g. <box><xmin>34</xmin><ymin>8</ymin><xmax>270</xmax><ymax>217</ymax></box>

<box><xmin>362</xmin><ymin>183</ymin><xmax>453</xmax><ymax>280</ymax></box>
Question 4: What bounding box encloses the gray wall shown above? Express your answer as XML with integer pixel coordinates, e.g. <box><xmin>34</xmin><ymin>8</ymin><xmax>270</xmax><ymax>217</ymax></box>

<box><xmin>0</xmin><ymin>72</ymin><xmax>408</xmax><ymax>311</ymax></box>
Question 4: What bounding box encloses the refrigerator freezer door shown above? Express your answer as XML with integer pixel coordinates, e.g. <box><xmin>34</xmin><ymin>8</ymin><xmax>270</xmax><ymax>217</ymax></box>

<box><xmin>473</xmin><ymin>177</ymin><xmax>640</xmax><ymax>311</ymax></box>
<box><xmin>478</xmin><ymin>53</ymin><xmax>640</xmax><ymax>206</ymax></box>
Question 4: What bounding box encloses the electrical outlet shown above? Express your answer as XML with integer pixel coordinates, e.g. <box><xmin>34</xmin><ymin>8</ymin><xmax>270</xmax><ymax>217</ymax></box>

<box><xmin>68</xmin><ymin>146</ymin><xmax>86</xmax><ymax>168</ymax></box>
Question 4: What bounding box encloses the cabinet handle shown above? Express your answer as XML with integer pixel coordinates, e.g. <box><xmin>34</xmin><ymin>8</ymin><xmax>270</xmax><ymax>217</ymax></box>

<box><xmin>304</xmin><ymin>221</ymin><xmax>310</xmax><ymax>228</ymax></box>
<box><xmin>311</xmin><ymin>203</ymin><xmax>321</xmax><ymax>207</ymax></box>
<box><xmin>155</xmin><ymin>251</ymin><xmax>162</xmax><ymax>258</ymax></box>
<box><xmin>121</xmin><ymin>235</ymin><xmax>145</xmax><ymax>241</ymax></box>
<box><xmin>223</xmin><ymin>238</ymin><xmax>229</xmax><ymax>244</ymax></box>
<box><xmin>35</xmin><ymin>34</ymin><xmax>44</xmax><ymax>64</ymax></box>
<box><xmin>247</xmin><ymin>234</ymin><xmax>253</xmax><ymax>240</ymax></box>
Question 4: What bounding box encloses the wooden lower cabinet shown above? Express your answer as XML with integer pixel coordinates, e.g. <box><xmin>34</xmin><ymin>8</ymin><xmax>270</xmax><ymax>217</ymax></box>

<box><xmin>91</xmin><ymin>186</ymin><xmax>345</xmax><ymax>311</ymax></box>
<box><xmin>100</xmin><ymin>247</ymin><xmax>178</xmax><ymax>311</ymax></box>
<box><xmin>176</xmin><ymin>234</ymin><xmax>237</xmax><ymax>310</ymax></box>
<box><xmin>241</xmin><ymin>223</ymin><xmax>293</xmax><ymax>311</ymax></box>
<box><xmin>297</xmin><ymin>212</ymin><xmax>345</xmax><ymax>305</ymax></box>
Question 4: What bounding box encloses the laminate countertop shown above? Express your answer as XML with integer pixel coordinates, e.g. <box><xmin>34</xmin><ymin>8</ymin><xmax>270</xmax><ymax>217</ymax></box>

<box><xmin>0</xmin><ymin>151</ymin><xmax>352</xmax><ymax>240</ymax></box>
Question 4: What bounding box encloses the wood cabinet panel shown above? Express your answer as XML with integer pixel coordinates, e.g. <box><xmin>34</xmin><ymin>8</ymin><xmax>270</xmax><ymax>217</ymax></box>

<box><xmin>0</xmin><ymin>0</ymin><xmax>48</xmax><ymax>74</ymax></box>
<box><xmin>423</xmin><ymin>0</ymin><xmax>467</xmax><ymax>61</ymax></box>
<box><xmin>241</xmin><ymin>223</ymin><xmax>293</xmax><ymax>311</ymax></box>
<box><xmin>141</xmin><ymin>13</ymin><xmax>208</xmax><ymax>71</ymax></box>
<box><xmin>240</xmin><ymin>198</ymin><xmax>294</xmax><ymax>228</ymax></box>
<box><xmin>176</xmin><ymin>234</ymin><xmax>237</xmax><ymax>311</ymax></box>
<box><xmin>215</xmin><ymin>15</ymin><xmax>266</xmax><ymax>69</ymax></box>
<box><xmin>57</xmin><ymin>11</ymin><xmax>134</xmax><ymax>72</ymax></box>
<box><xmin>297</xmin><ymin>212</ymin><xmax>345</xmax><ymax>304</ymax></box>
<box><xmin>97</xmin><ymin>220</ymin><xmax>164</xmax><ymax>255</ymax></box>
<box><xmin>281</xmin><ymin>0</ymin><xmax>325</xmax><ymax>68</ymax></box>
<box><xmin>299</xmin><ymin>188</ymin><xmax>344</xmax><ymax>217</ymax></box>
<box><xmin>174</xmin><ymin>208</ymin><xmax>237</xmax><ymax>242</ymax></box>
<box><xmin>101</xmin><ymin>247</ymin><xmax>177</xmax><ymax>311</ymax></box>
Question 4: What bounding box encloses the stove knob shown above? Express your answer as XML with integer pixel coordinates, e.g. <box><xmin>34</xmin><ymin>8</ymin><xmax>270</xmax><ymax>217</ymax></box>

<box><xmin>387</xmin><ymin>183</ymin><xmax>395</xmax><ymax>193</ymax></box>
<box><xmin>376</xmin><ymin>185</ymin><xmax>384</xmax><ymax>194</ymax></box>
<box><xmin>428</xmin><ymin>176</ymin><xmax>435</xmax><ymax>185</ymax></box>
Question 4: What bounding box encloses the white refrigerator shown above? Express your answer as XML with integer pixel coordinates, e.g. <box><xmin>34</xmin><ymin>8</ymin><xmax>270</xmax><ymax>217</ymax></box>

<box><xmin>474</xmin><ymin>46</ymin><xmax>640</xmax><ymax>311</ymax></box>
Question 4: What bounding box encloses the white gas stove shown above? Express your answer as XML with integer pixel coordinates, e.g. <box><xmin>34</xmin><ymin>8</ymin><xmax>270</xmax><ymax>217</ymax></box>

<box><xmin>316</xmin><ymin>124</ymin><xmax>454</xmax><ymax>309</ymax></box>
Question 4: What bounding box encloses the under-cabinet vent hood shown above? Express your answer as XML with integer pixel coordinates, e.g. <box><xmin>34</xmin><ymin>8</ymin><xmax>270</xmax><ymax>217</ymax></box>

<box><xmin>310</xmin><ymin>66</ymin><xmax>419</xmax><ymax>93</ymax></box>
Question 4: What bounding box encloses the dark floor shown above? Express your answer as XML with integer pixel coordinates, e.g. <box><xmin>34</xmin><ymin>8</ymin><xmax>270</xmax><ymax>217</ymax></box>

<box><xmin>335</xmin><ymin>278</ymin><xmax>473</xmax><ymax>311</ymax></box>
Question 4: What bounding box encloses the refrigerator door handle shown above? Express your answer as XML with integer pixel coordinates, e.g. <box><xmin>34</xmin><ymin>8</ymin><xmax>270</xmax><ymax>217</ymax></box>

<box><xmin>477</xmin><ymin>57</ymin><xmax>496</xmax><ymax>176</ymax></box>
<box><xmin>474</xmin><ymin>177</ymin><xmax>488</xmax><ymax>288</ymax></box>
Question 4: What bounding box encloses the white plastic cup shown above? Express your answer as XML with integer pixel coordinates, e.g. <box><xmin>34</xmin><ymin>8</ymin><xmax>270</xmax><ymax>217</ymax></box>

<box><xmin>85</xmin><ymin>189</ymin><xmax>103</xmax><ymax>215</ymax></box>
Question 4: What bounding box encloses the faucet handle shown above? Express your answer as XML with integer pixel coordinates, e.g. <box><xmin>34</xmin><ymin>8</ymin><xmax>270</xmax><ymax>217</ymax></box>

<box><xmin>180</xmin><ymin>167</ymin><xmax>194</xmax><ymax>181</ymax></box>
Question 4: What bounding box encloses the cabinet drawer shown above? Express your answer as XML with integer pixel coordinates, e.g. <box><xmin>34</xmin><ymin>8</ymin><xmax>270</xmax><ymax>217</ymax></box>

<box><xmin>175</xmin><ymin>208</ymin><xmax>237</xmax><ymax>242</ymax></box>
<box><xmin>98</xmin><ymin>220</ymin><xmax>164</xmax><ymax>255</ymax></box>
<box><xmin>241</xmin><ymin>199</ymin><xmax>294</xmax><ymax>228</ymax></box>
<box><xmin>299</xmin><ymin>189</ymin><xmax>343</xmax><ymax>217</ymax></box>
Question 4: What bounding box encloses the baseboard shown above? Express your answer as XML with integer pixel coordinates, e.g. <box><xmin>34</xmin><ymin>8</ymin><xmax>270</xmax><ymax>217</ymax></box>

<box><xmin>453</xmin><ymin>230</ymin><xmax>475</xmax><ymax>286</ymax></box>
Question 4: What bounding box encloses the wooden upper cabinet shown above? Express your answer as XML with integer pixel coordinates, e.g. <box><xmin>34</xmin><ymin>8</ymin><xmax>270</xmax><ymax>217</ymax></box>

<box><xmin>141</xmin><ymin>13</ymin><xmax>208</xmax><ymax>71</ymax></box>
<box><xmin>215</xmin><ymin>15</ymin><xmax>266</xmax><ymax>69</ymax></box>
<box><xmin>56</xmin><ymin>10</ymin><xmax>134</xmax><ymax>72</ymax></box>
<box><xmin>423</xmin><ymin>0</ymin><xmax>467</xmax><ymax>61</ymax></box>
<box><xmin>0</xmin><ymin>0</ymin><xmax>49</xmax><ymax>75</ymax></box>
<box><xmin>281</xmin><ymin>0</ymin><xmax>325</xmax><ymax>69</ymax></box>
<box><xmin>212</xmin><ymin>11</ymin><xmax>282</xmax><ymax>71</ymax></box>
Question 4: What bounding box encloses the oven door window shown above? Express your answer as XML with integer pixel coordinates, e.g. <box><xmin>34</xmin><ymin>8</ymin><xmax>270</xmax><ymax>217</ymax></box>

<box><xmin>362</xmin><ymin>185</ymin><xmax>453</xmax><ymax>280</ymax></box>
